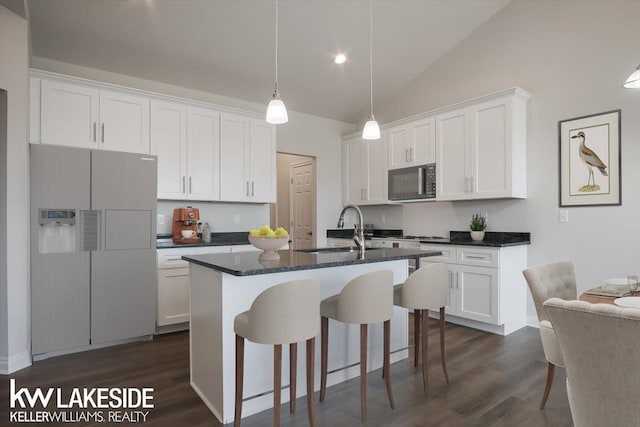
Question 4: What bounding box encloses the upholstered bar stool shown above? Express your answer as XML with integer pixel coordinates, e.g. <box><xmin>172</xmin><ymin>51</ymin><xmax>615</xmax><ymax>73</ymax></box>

<box><xmin>319</xmin><ymin>270</ymin><xmax>394</xmax><ymax>422</ymax></box>
<box><xmin>393</xmin><ymin>263</ymin><xmax>450</xmax><ymax>392</ymax></box>
<box><xmin>234</xmin><ymin>279</ymin><xmax>320</xmax><ymax>427</ymax></box>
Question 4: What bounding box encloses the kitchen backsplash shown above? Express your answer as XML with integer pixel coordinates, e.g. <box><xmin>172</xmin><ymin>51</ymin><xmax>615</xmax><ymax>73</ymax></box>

<box><xmin>156</xmin><ymin>201</ymin><xmax>270</xmax><ymax>234</ymax></box>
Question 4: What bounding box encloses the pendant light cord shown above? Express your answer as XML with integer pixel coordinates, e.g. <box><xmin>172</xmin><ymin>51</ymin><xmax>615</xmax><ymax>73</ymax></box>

<box><xmin>275</xmin><ymin>0</ymin><xmax>279</xmax><ymax>94</ymax></box>
<box><xmin>369</xmin><ymin>0</ymin><xmax>374</xmax><ymax>118</ymax></box>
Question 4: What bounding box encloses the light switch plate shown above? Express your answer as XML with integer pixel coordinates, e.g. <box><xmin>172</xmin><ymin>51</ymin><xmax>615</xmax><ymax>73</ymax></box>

<box><xmin>234</xmin><ymin>214</ymin><xmax>240</xmax><ymax>224</ymax></box>
<box><xmin>157</xmin><ymin>214</ymin><xmax>164</xmax><ymax>225</ymax></box>
<box><xmin>559</xmin><ymin>210</ymin><xmax>569</xmax><ymax>223</ymax></box>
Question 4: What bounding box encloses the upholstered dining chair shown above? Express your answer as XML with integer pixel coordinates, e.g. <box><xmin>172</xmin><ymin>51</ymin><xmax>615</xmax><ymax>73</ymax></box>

<box><xmin>319</xmin><ymin>270</ymin><xmax>395</xmax><ymax>422</ymax></box>
<box><xmin>522</xmin><ymin>261</ymin><xmax>576</xmax><ymax>409</ymax></box>
<box><xmin>234</xmin><ymin>279</ymin><xmax>320</xmax><ymax>427</ymax></box>
<box><xmin>393</xmin><ymin>263</ymin><xmax>450</xmax><ymax>392</ymax></box>
<box><xmin>544</xmin><ymin>298</ymin><xmax>640</xmax><ymax>427</ymax></box>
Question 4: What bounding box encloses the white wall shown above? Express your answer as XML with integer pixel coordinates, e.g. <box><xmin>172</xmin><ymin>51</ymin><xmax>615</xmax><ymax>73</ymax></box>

<box><xmin>0</xmin><ymin>4</ymin><xmax>30</xmax><ymax>374</ymax></box>
<box><xmin>365</xmin><ymin>0</ymin><xmax>640</xmax><ymax>319</ymax></box>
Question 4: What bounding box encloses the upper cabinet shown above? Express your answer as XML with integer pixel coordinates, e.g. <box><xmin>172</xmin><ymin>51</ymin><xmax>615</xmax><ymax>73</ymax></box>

<box><xmin>436</xmin><ymin>91</ymin><xmax>528</xmax><ymax>200</ymax></box>
<box><xmin>151</xmin><ymin>101</ymin><xmax>220</xmax><ymax>201</ymax></box>
<box><xmin>220</xmin><ymin>113</ymin><xmax>276</xmax><ymax>203</ymax></box>
<box><xmin>342</xmin><ymin>131</ymin><xmax>388</xmax><ymax>205</ymax></box>
<box><xmin>37</xmin><ymin>79</ymin><xmax>149</xmax><ymax>153</ymax></box>
<box><xmin>387</xmin><ymin>117</ymin><xmax>435</xmax><ymax>170</ymax></box>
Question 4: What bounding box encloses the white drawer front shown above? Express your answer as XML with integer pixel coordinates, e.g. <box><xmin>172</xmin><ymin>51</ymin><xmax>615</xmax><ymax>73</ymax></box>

<box><xmin>196</xmin><ymin>246</ymin><xmax>232</xmax><ymax>255</ymax></box>
<box><xmin>158</xmin><ymin>248</ymin><xmax>197</xmax><ymax>269</ymax></box>
<box><xmin>420</xmin><ymin>244</ymin><xmax>456</xmax><ymax>263</ymax></box>
<box><xmin>457</xmin><ymin>247</ymin><xmax>499</xmax><ymax>267</ymax></box>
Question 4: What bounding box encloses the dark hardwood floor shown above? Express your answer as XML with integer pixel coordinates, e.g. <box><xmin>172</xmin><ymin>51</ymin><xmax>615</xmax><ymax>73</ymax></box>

<box><xmin>1</xmin><ymin>319</ymin><xmax>573</xmax><ymax>426</ymax></box>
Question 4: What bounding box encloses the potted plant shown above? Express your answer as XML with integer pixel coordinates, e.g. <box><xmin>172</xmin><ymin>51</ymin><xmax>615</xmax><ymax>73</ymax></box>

<box><xmin>470</xmin><ymin>213</ymin><xmax>487</xmax><ymax>241</ymax></box>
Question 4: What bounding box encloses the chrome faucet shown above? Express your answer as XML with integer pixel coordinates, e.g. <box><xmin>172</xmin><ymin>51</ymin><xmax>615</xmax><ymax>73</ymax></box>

<box><xmin>337</xmin><ymin>205</ymin><xmax>365</xmax><ymax>253</ymax></box>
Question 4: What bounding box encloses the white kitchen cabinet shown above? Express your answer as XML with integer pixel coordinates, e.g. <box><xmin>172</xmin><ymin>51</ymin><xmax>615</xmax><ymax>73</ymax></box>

<box><xmin>151</xmin><ymin>99</ymin><xmax>188</xmax><ymax>199</ymax></box>
<box><xmin>37</xmin><ymin>78</ymin><xmax>150</xmax><ymax>154</ymax></box>
<box><xmin>187</xmin><ymin>106</ymin><xmax>220</xmax><ymax>200</ymax></box>
<box><xmin>152</xmin><ymin>101</ymin><xmax>220</xmax><ymax>201</ymax></box>
<box><xmin>342</xmin><ymin>132</ymin><xmax>388</xmax><ymax>205</ymax></box>
<box><xmin>40</xmin><ymin>79</ymin><xmax>100</xmax><ymax>148</ymax></box>
<box><xmin>387</xmin><ymin>117</ymin><xmax>435</xmax><ymax>170</ymax></box>
<box><xmin>220</xmin><ymin>113</ymin><xmax>276</xmax><ymax>203</ymax></box>
<box><xmin>419</xmin><ymin>244</ymin><xmax>527</xmax><ymax>335</ymax></box>
<box><xmin>436</xmin><ymin>90</ymin><xmax>528</xmax><ymax>201</ymax></box>
<box><xmin>99</xmin><ymin>89</ymin><xmax>150</xmax><ymax>154</ymax></box>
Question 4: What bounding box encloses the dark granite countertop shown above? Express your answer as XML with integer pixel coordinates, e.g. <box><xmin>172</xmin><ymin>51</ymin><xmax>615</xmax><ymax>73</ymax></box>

<box><xmin>156</xmin><ymin>232</ymin><xmax>259</xmax><ymax>249</ymax></box>
<box><xmin>419</xmin><ymin>231</ymin><xmax>530</xmax><ymax>247</ymax></box>
<box><xmin>183</xmin><ymin>247</ymin><xmax>441</xmax><ymax>276</ymax></box>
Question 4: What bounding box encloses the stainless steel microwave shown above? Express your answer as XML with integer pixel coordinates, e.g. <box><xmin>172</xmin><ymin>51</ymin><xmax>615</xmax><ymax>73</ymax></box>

<box><xmin>388</xmin><ymin>164</ymin><xmax>436</xmax><ymax>201</ymax></box>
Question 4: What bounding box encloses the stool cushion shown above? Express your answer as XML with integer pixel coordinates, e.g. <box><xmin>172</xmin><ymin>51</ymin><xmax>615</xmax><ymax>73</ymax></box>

<box><xmin>234</xmin><ymin>279</ymin><xmax>320</xmax><ymax>345</ymax></box>
<box><xmin>320</xmin><ymin>270</ymin><xmax>393</xmax><ymax>324</ymax></box>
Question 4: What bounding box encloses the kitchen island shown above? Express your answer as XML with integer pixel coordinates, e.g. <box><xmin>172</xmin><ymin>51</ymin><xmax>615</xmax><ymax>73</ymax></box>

<box><xmin>183</xmin><ymin>247</ymin><xmax>441</xmax><ymax>423</ymax></box>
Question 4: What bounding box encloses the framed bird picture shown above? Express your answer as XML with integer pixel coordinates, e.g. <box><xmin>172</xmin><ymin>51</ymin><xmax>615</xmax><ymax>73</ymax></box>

<box><xmin>559</xmin><ymin>109</ymin><xmax>621</xmax><ymax>207</ymax></box>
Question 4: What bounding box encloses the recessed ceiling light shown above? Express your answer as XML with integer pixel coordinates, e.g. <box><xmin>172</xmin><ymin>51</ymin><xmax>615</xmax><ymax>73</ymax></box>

<box><xmin>334</xmin><ymin>54</ymin><xmax>346</xmax><ymax>64</ymax></box>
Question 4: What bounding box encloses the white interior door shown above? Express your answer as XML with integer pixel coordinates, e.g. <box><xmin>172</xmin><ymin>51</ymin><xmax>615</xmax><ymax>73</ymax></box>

<box><xmin>290</xmin><ymin>161</ymin><xmax>315</xmax><ymax>250</ymax></box>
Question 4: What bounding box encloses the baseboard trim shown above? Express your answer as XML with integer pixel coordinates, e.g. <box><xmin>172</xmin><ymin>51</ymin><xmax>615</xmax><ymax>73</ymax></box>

<box><xmin>0</xmin><ymin>351</ymin><xmax>32</xmax><ymax>375</ymax></box>
<box><xmin>526</xmin><ymin>314</ymin><xmax>539</xmax><ymax>328</ymax></box>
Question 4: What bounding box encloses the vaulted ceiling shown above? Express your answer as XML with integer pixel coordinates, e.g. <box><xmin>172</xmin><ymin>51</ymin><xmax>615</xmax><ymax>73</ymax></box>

<box><xmin>28</xmin><ymin>0</ymin><xmax>508</xmax><ymax>123</ymax></box>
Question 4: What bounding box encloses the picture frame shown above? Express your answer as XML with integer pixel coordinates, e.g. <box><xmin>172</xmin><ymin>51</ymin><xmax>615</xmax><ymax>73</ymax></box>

<box><xmin>559</xmin><ymin>109</ymin><xmax>621</xmax><ymax>207</ymax></box>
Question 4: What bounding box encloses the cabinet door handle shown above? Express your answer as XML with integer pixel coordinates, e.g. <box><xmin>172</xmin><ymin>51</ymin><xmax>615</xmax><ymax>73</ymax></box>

<box><xmin>410</xmin><ymin>147</ymin><xmax>413</xmax><ymax>161</ymax></box>
<box><xmin>166</xmin><ymin>257</ymin><xmax>184</xmax><ymax>261</ymax></box>
<box><xmin>246</xmin><ymin>181</ymin><xmax>249</xmax><ymax>197</ymax></box>
<box><xmin>251</xmin><ymin>181</ymin><xmax>254</xmax><ymax>197</ymax></box>
<box><xmin>405</xmin><ymin>149</ymin><xmax>409</xmax><ymax>162</ymax></box>
<box><xmin>182</xmin><ymin>176</ymin><xmax>186</xmax><ymax>193</ymax></box>
<box><xmin>165</xmin><ymin>273</ymin><xmax>190</xmax><ymax>278</ymax></box>
<box><xmin>189</xmin><ymin>176</ymin><xmax>192</xmax><ymax>193</ymax></box>
<box><xmin>450</xmin><ymin>271</ymin><xmax>455</xmax><ymax>289</ymax></box>
<box><xmin>101</xmin><ymin>123</ymin><xmax>105</xmax><ymax>143</ymax></box>
<box><xmin>470</xmin><ymin>176</ymin><xmax>474</xmax><ymax>194</ymax></box>
<box><xmin>93</xmin><ymin>122</ymin><xmax>97</xmax><ymax>142</ymax></box>
<box><xmin>365</xmin><ymin>187</ymin><xmax>368</xmax><ymax>200</ymax></box>
<box><xmin>465</xmin><ymin>177</ymin><xmax>470</xmax><ymax>193</ymax></box>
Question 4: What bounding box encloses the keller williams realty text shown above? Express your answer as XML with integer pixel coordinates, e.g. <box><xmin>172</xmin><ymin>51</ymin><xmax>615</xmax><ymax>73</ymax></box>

<box><xmin>9</xmin><ymin>380</ymin><xmax>154</xmax><ymax>423</ymax></box>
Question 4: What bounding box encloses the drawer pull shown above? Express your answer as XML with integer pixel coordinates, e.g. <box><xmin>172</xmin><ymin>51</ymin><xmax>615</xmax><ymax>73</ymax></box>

<box><xmin>466</xmin><ymin>255</ymin><xmax>486</xmax><ymax>260</ymax></box>
<box><xmin>165</xmin><ymin>274</ymin><xmax>190</xmax><ymax>278</ymax></box>
<box><xmin>166</xmin><ymin>257</ymin><xmax>185</xmax><ymax>261</ymax></box>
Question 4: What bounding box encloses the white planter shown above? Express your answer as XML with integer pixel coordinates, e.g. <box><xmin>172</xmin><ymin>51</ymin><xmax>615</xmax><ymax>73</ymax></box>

<box><xmin>470</xmin><ymin>231</ymin><xmax>485</xmax><ymax>241</ymax></box>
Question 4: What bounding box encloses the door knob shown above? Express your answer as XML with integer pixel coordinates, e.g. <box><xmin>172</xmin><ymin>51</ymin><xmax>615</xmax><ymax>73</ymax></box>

<box><xmin>307</xmin><ymin>232</ymin><xmax>313</xmax><ymax>236</ymax></box>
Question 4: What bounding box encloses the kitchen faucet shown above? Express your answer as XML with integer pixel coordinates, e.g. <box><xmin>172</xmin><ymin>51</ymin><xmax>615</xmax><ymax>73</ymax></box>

<box><xmin>337</xmin><ymin>205</ymin><xmax>365</xmax><ymax>253</ymax></box>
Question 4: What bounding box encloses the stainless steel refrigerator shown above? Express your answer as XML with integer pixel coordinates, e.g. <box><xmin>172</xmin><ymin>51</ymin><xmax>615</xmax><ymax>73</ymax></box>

<box><xmin>31</xmin><ymin>145</ymin><xmax>157</xmax><ymax>356</ymax></box>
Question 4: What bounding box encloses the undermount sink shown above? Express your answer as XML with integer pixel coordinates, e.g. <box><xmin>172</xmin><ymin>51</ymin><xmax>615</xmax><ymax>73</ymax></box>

<box><xmin>294</xmin><ymin>247</ymin><xmax>381</xmax><ymax>255</ymax></box>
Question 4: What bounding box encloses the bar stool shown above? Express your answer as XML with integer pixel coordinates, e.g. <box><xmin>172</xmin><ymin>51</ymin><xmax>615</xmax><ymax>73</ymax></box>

<box><xmin>393</xmin><ymin>263</ymin><xmax>450</xmax><ymax>392</ymax></box>
<box><xmin>319</xmin><ymin>270</ymin><xmax>394</xmax><ymax>422</ymax></box>
<box><xmin>234</xmin><ymin>279</ymin><xmax>320</xmax><ymax>427</ymax></box>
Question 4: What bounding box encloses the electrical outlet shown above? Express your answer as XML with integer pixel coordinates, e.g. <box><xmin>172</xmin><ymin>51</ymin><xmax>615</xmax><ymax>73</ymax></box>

<box><xmin>381</xmin><ymin>214</ymin><xmax>386</xmax><ymax>224</ymax></box>
<box><xmin>157</xmin><ymin>214</ymin><xmax>164</xmax><ymax>225</ymax></box>
<box><xmin>559</xmin><ymin>210</ymin><xmax>569</xmax><ymax>223</ymax></box>
<box><xmin>234</xmin><ymin>214</ymin><xmax>240</xmax><ymax>224</ymax></box>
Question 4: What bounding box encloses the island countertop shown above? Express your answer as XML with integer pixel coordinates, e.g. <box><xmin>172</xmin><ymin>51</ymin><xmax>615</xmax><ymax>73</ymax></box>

<box><xmin>182</xmin><ymin>247</ymin><xmax>442</xmax><ymax>276</ymax></box>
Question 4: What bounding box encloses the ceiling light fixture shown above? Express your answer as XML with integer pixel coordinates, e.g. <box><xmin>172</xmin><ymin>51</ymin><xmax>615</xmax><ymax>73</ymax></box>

<box><xmin>335</xmin><ymin>53</ymin><xmax>346</xmax><ymax>64</ymax></box>
<box><xmin>266</xmin><ymin>0</ymin><xmax>288</xmax><ymax>124</ymax></box>
<box><xmin>362</xmin><ymin>0</ymin><xmax>380</xmax><ymax>140</ymax></box>
<box><xmin>623</xmin><ymin>64</ymin><xmax>640</xmax><ymax>89</ymax></box>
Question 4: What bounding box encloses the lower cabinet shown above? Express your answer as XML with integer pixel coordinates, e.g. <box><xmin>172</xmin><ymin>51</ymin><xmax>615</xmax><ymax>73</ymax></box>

<box><xmin>420</xmin><ymin>244</ymin><xmax>527</xmax><ymax>335</ymax></box>
<box><xmin>156</xmin><ymin>244</ymin><xmax>272</xmax><ymax>329</ymax></box>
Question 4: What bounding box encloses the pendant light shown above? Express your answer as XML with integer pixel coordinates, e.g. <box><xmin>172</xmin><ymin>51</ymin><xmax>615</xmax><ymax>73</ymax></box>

<box><xmin>362</xmin><ymin>0</ymin><xmax>380</xmax><ymax>140</ymax></box>
<box><xmin>623</xmin><ymin>64</ymin><xmax>640</xmax><ymax>89</ymax></box>
<box><xmin>266</xmin><ymin>0</ymin><xmax>288</xmax><ymax>124</ymax></box>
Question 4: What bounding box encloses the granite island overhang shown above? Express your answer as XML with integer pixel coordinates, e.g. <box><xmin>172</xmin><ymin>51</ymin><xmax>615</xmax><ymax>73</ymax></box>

<box><xmin>183</xmin><ymin>247</ymin><xmax>442</xmax><ymax>423</ymax></box>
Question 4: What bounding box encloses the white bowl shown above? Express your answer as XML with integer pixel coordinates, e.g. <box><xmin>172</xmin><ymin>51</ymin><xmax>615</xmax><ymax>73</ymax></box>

<box><xmin>604</xmin><ymin>278</ymin><xmax>632</xmax><ymax>291</ymax></box>
<box><xmin>181</xmin><ymin>230</ymin><xmax>196</xmax><ymax>238</ymax></box>
<box><xmin>248</xmin><ymin>235</ymin><xmax>289</xmax><ymax>252</ymax></box>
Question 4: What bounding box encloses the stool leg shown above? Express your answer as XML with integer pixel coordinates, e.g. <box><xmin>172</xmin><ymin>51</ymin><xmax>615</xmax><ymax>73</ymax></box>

<box><xmin>383</xmin><ymin>319</ymin><xmax>395</xmax><ymax>409</ymax></box>
<box><xmin>290</xmin><ymin>343</ymin><xmax>297</xmax><ymax>414</ymax></box>
<box><xmin>414</xmin><ymin>309</ymin><xmax>421</xmax><ymax>367</ymax></box>
<box><xmin>274</xmin><ymin>344</ymin><xmax>282</xmax><ymax>427</ymax></box>
<box><xmin>421</xmin><ymin>309</ymin><xmax>429</xmax><ymax>393</ymax></box>
<box><xmin>320</xmin><ymin>316</ymin><xmax>328</xmax><ymax>403</ymax></box>
<box><xmin>306</xmin><ymin>337</ymin><xmax>316</xmax><ymax>427</ymax></box>
<box><xmin>439</xmin><ymin>307</ymin><xmax>449</xmax><ymax>385</ymax></box>
<box><xmin>360</xmin><ymin>323</ymin><xmax>368</xmax><ymax>422</ymax></box>
<box><xmin>234</xmin><ymin>335</ymin><xmax>244</xmax><ymax>427</ymax></box>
